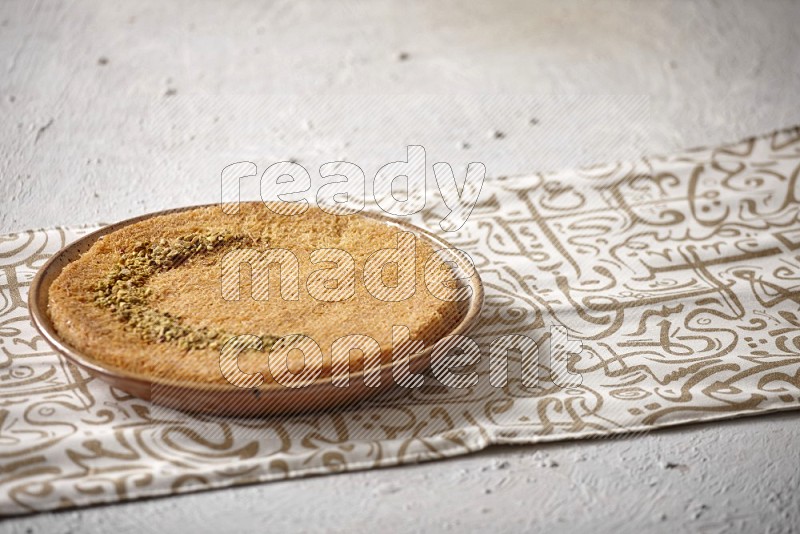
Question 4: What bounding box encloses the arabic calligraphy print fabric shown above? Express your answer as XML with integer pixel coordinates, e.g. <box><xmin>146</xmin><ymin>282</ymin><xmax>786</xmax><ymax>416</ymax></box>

<box><xmin>1</xmin><ymin>127</ymin><xmax>799</xmax><ymax>515</ymax></box>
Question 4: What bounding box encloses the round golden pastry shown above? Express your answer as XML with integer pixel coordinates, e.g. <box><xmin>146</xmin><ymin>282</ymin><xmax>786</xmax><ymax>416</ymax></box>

<box><xmin>46</xmin><ymin>203</ymin><xmax>467</xmax><ymax>386</ymax></box>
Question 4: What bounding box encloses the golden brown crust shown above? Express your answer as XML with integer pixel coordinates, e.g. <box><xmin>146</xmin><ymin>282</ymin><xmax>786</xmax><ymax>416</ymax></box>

<box><xmin>47</xmin><ymin>203</ymin><xmax>465</xmax><ymax>386</ymax></box>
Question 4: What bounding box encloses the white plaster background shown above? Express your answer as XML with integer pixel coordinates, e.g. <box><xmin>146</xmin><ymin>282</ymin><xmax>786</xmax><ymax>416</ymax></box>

<box><xmin>1</xmin><ymin>0</ymin><xmax>799</xmax><ymax>532</ymax></box>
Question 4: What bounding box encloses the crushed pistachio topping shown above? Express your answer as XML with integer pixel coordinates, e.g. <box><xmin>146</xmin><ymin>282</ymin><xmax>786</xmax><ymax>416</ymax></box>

<box><xmin>93</xmin><ymin>231</ymin><xmax>278</xmax><ymax>351</ymax></box>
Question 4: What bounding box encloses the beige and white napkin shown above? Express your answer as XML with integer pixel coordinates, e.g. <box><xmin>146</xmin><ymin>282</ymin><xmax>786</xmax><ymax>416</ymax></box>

<box><xmin>2</xmin><ymin>127</ymin><xmax>799</xmax><ymax>515</ymax></box>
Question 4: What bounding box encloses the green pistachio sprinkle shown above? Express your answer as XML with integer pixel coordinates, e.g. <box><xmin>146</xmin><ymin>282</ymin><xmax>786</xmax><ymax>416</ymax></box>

<box><xmin>93</xmin><ymin>231</ymin><xmax>278</xmax><ymax>352</ymax></box>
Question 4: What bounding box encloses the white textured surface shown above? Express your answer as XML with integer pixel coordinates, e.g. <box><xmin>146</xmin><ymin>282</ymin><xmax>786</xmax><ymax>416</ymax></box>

<box><xmin>2</xmin><ymin>0</ymin><xmax>800</xmax><ymax>532</ymax></box>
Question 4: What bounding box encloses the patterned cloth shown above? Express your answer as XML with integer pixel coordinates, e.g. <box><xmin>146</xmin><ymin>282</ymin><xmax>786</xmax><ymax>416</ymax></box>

<box><xmin>2</xmin><ymin>127</ymin><xmax>799</xmax><ymax>515</ymax></box>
